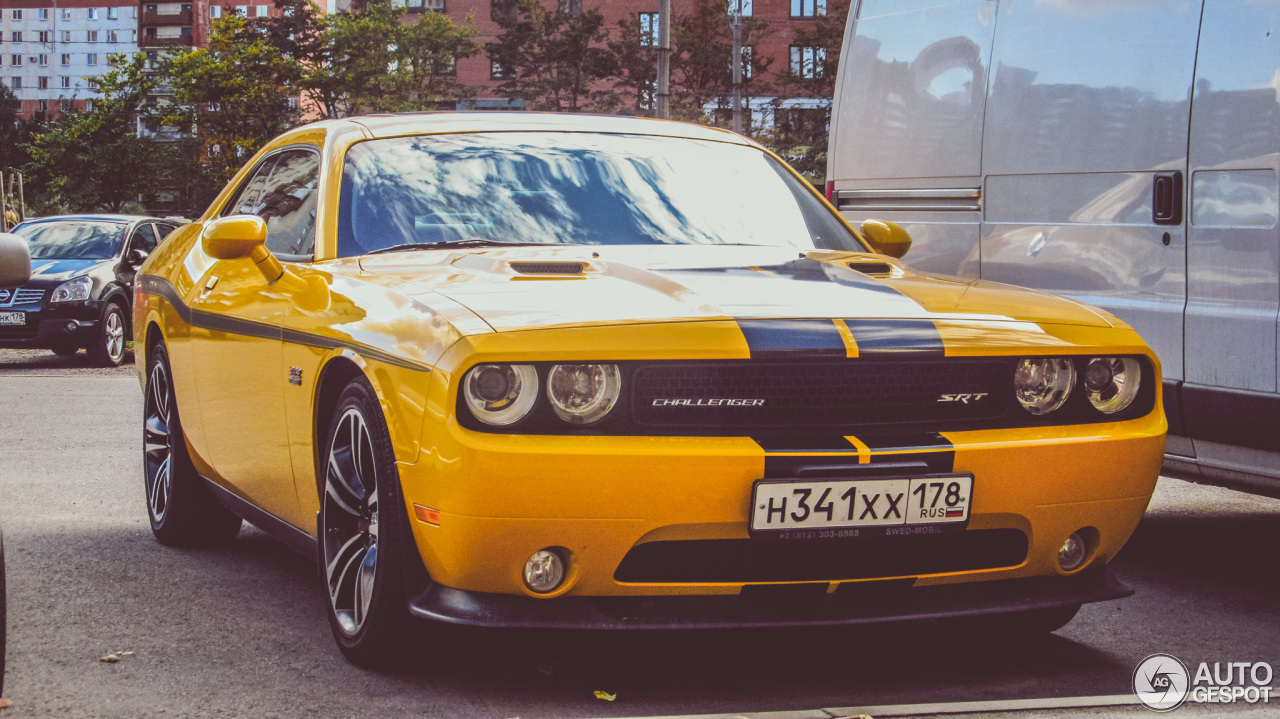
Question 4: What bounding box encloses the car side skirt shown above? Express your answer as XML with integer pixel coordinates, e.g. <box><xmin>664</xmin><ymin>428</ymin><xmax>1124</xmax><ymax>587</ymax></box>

<box><xmin>200</xmin><ymin>476</ymin><xmax>317</xmax><ymax>557</ymax></box>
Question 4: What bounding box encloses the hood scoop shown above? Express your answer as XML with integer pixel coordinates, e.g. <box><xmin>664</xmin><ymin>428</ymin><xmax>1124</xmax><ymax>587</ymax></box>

<box><xmin>509</xmin><ymin>261</ymin><xmax>586</xmax><ymax>275</ymax></box>
<box><xmin>845</xmin><ymin>261</ymin><xmax>895</xmax><ymax>277</ymax></box>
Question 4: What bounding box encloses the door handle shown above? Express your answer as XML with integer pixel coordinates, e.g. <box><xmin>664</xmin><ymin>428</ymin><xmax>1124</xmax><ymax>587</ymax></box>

<box><xmin>1153</xmin><ymin>172</ymin><xmax>1183</xmax><ymax>226</ymax></box>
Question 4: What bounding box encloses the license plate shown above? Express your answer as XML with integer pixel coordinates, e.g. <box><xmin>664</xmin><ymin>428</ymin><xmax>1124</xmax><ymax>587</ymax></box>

<box><xmin>750</xmin><ymin>475</ymin><xmax>973</xmax><ymax>534</ymax></box>
<box><xmin>0</xmin><ymin>311</ymin><xmax>24</xmax><ymax>326</ymax></box>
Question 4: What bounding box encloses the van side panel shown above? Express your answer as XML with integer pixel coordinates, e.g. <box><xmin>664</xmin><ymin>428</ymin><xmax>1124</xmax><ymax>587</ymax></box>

<box><xmin>827</xmin><ymin>0</ymin><xmax>998</xmax><ymax>276</ymax></box>
<box><xmin>976</xmin><ymin>0</ymin><xmax>1202</xmax><ymax>382</ymax></box>
<box><xmin>1184</xmin><ymin>0</ymin><xmax>1280</xmax><ymax>397</ymax></box>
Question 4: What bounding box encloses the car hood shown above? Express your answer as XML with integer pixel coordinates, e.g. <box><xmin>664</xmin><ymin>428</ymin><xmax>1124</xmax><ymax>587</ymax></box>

<box><xmin>26</xmin><ymin>258</ymin><xmax>111</xmax><ymax>283</ymax></box>
<box><xmin>357</xmin><ymin>245</ymin><xmax>1116</xmax><ymax>333</ymax></box>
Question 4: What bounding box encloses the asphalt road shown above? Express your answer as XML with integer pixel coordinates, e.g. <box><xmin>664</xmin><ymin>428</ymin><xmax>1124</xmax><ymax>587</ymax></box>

<box><xmin>1</xmin><ymin>349</ymin><xmax>1278</xmax><ymax>718</ymax></box>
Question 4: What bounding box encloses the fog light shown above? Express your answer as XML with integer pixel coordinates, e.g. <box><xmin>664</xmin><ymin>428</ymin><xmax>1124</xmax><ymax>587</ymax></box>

<box><xmin>65</xmin><ymin>321</ymin><xmax>78</xmax><ymax>332</ymax></box>
<box><xmin>1058</xmin><ymin>532</ymin><xmax>1088</xmax><ymax>571</ymax></box>
<box><xmin>523</xmin><ymin>549</ymin><xmax>565</xmax><ymax>594</ymax></box>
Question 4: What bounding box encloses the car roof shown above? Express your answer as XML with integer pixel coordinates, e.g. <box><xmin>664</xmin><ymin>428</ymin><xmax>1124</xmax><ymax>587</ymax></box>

<box><xmin>288</xmin><ymin>111</ymin><xmax>755</xmax><ymax>145</ymax></box>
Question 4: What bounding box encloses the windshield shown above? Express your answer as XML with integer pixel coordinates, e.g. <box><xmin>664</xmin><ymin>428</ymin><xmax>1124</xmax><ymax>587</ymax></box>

<box><xmin>14</xmin><ymin>220</ymin><xmax>127</xmax><ymax>260</ymax></box>
<box><xmin>338</xmin><ymin>132</ymin><xmax>863</xmax><ymax>257</ymax></box>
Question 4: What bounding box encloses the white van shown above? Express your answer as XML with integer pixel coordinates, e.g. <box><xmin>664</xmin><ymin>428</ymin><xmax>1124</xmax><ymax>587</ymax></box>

<box><xmin>827</xmin><ymin>0</ymin><xmax>1280</xmax><ymax>493</ymax></box>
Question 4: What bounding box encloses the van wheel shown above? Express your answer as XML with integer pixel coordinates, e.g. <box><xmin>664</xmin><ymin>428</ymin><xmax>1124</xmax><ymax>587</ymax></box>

<box><xmin>88</xmin><ymin>302</ymin><xmax>127</xmax><ymax>367</ymax></box>
<box><xmin>319</xmin><ymin>379</ymin><xmax>416</xmax><ymax>667</ymax></box>
<box><xmin>144</xmin><ymin>341</ymin><xmax>242</xmax><ymax>546</ymax></box>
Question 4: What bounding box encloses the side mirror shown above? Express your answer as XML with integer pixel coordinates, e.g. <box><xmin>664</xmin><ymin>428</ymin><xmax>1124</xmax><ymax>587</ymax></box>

<box><xmin>0</xmin><ymin>233</ymin><xmax>32</xmax><ymax>288</ymax></box>
<box><xmin>202</xmin><ymin>215</ymin><xmax>283</xmax><ymax>283</ymax></box>
<box><xmin>127</xmin><ymin>248</ymin><xmax>149</xmax><ymax>266</ymax></box>
<box><xmin>202</xmin><ymin>215</ymin><xmax>269</xmax><ymax>261</ymax></box>
<box><xmin>859</xmin><ymin>219</ymin><xmax>912</xmax><ymax>259</ymax></box>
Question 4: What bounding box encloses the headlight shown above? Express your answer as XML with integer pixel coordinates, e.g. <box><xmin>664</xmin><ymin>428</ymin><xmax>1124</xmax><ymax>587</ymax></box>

<box><xmin>1014</xmin><ymin>358</ymin><xmax>1076</xmax><ymax>415</ymax></box>
<box><xmin>50</xmin><ymin>275</ymin><xmax>93</xmax><ymax>303</ymax></box>
<box><xmin>462</xmin><ymin>364</ymin><xmax>538</xmax><ymax>426</ymax></box>
<box><xmin>1084</xmin><ymin>357</ymin><xmax>1141</xmax><ymax>414</ymax></box>
<box><xmin>547</xmin><ymin>364</ymin><xmax>621</xmax><ymax>424</ymax></box>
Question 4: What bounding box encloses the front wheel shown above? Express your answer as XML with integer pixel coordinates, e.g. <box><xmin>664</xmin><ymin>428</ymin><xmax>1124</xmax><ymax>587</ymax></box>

<box><xmin>320</xmin><ymin>379</ymin><xmax>416</xmax><ymax>667</ymax></box>
<box><xmin>88</xmin><ymin>302</ymin><xmax>127</xmax><ymax>367</ymax></box>
<box><xmin>143</xmin><ymin>341</ymin><xmax>242</xmax><ymax>546</ymax></box>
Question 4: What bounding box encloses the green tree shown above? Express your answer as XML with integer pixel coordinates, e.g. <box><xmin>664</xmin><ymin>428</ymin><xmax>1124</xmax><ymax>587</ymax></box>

<box><xmin>669</xmin><ymin>0</ymin><xmax>773</xmax><ymax>128</ymax></box>
<box><xmin>761</xmin><ymin>0</ymin><xmax>850</xmax><ymax>183</ymax></box>
<box><xmin>487</xmin><ymin>0</ymin><xmax>618</xmax><ymax>112</ymax></box>
<box><xmin>608</xmin><ymin>14</ymin><xmax>658</xmax><ymax>117</ymax></box>
<box><xmin>23</xmin><ymin>53</ymin><xmax>165</xmax><ymax>212</ymax></box>
<box><xmin>0</xmin><ymin>84</ymin><xmax>37</xmax><ymax>174</ymax></box>
<box><xmin>160</xmin><ymin>14</ymin><xmax>300</xmax><ymax>184</ymax></box>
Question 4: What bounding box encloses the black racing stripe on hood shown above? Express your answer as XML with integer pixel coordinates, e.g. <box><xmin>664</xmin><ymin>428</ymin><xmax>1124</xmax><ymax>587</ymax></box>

<box><xmin>759</xmin><ymin>432</ymin><xmax>956</xmax><ymax>478</ymax></box>
<box><xmin>843</xmin><ymin>319</ymin><xmax>944</xmax><ymax>356</ymax></box>
<box><xmin>739</xmin><ymin>319</ymin><xmax>845</xmax><ymax>359</ymax></box>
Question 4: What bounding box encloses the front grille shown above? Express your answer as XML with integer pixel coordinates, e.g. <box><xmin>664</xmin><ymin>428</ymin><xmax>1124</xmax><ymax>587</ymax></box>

<box><xmin>614</xmin><ymin>529</ymin><xmax>1028</xmax><ymax>583</ymax></box>
<box><xmin>632</xmin><ymin>360</ymin><xmax>1008</xmax><ymax>428</ymax></box>
<box><xmin>0</xmin><ymin>288</ymin><xmax>44</xmax><ymax>307</ymax></box>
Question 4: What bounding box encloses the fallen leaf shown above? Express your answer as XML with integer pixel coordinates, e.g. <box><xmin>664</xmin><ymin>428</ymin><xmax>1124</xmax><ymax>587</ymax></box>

<box><xmin>119</xmin><ymin>651</ymin><xmax>134</xmax><ymax>656</ymax></box>
<box><xmin>100</xmin><ymin>654</ymin><xmax>120</xmax><ymax>663</ymax></box>
<box><xmin>0</xmin><ymin>698</ymin><xmax>12</xmax><ymax>709</ymax></box>
<box><xmin>593</xmin><ymin>691</ymin><xmax>616</xmax><ymax>702</ymax></box>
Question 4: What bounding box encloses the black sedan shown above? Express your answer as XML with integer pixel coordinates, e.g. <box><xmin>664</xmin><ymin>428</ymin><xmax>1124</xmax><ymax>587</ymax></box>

<box><xmin>0</xmin><ymin>215</ymin><xmax>183</xmax><ymax>366</ymax></box>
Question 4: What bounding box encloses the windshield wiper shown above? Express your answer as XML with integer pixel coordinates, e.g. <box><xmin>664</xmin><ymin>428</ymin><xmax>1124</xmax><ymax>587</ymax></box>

<box><xmin>366</xmin><ymin>239</ymin><xmax>578</xmax><ymax>255</ymax></box>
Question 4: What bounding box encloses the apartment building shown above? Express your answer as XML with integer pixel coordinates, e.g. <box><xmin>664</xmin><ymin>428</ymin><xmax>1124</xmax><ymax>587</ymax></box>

<box><xmin>138</xmin><ymin>0</ymin><xmax>282</xmax><ymax>60</ymax></box>
<box><xmin>0</xmin><ymin>0</ymin><xmax>140</xmax><ymax>119</ymax></box>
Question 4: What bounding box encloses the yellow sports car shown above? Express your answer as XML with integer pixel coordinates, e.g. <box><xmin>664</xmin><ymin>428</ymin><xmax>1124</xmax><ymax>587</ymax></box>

<box><xmin>134</xmin><ymin>113</ymin><xmax>1166</xmax><ymax>666</ymax></box>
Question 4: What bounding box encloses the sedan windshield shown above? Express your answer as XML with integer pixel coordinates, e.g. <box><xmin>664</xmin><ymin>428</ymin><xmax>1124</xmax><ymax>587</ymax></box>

<box><xmin>338</xmin><ymin>132</ymin><xmax>863</xmax><ymax>257</ymax></box>
<box><xmin>13</xmin><ymin>220</ymin><xmax>127</xmax><ymax>260</ymax></box>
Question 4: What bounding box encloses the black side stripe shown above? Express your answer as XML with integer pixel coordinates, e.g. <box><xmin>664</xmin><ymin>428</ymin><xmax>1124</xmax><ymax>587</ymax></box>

<box><xmin>842</xmin><ymin>319</ymin><xmax>944</xmax><ymax>356</ymax></box>
<box><xmin>739</xmin><ymin>319</ymin><xmax>846</xmax><ymax>359</ymax></box>
<box><xmin>138</xmin><ymin>274</ymin><xmax>431</xmax><ymax>372</ymax></box>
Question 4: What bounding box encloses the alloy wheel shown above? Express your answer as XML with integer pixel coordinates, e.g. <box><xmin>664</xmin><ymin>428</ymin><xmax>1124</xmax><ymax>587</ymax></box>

<box><xmin>323</xmin><ymin>407</ymin><xmax>380</xmax><ymax>637</ymax></box>
<box><xmin>143</xmin><ymin>360</ymin><xmax>173</xmax><ymax>522</ymax></box>
<box><xmin>104</xmin><ymin>309</ymin><xmax>125</xmax><ymax>363</ymax></box>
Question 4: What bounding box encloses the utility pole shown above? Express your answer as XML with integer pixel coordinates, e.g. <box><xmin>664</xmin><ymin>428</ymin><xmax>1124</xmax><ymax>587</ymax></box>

<box><xmin>731</xmin><ymin>2</ymin><xmax>743</xmax><ymax>134</ymax></box>
<box><xmin>656</xmin><ymin>0</ymin><xmax>671</xmax><ymax>119</ymax></box>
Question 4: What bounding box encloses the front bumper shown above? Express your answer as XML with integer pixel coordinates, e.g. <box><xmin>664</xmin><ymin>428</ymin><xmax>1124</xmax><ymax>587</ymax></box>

<box><xmin>399</xmin><ymin>415</ymin><xmax>1166</xmax><ymax>598</ymax></box>
<box><xmin>0</xmin><ymin>302</ymin><xmax>102</xmax><ymax>349</ymax></box>
<box><xmin>408</xmin><ymin>566</ymin><xmax>1131</xmax><ymax>629</ymax></box>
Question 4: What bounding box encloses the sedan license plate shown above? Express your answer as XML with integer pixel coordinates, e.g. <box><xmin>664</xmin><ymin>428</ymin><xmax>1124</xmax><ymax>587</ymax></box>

<box><xmin>751</xmin><ymin>475</ymin><xmax>972</xmax><ymax>535</ymax></box>
<box><xmin>0</xmin><ymin>311</ymin><xmax>24</xmax><ymax>326</ymax></box>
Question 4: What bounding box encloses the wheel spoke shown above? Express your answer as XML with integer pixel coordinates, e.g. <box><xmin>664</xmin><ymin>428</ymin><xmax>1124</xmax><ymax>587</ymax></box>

<box><xmin>326</xmin><ymin>533</ymin><xmax>365</xmax><ymax>599</ymax></box>
<box><xmin>325</xmin><ymin>458</ymin><xmax>363</xmax><ymax>518</ymax></box>
<box><xmin>149</xmin><ymin>457</ymin><xmax>170</xmax><ymax>518</ymax></box>
<box><xmin>354</xmin><ymin>544</ymin><xmax>377</xmax><ymax>629</ymax></box>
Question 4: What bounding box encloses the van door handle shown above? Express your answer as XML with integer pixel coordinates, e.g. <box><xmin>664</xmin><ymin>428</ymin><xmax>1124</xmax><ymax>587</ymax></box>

<box><xmin>1153</xmin><ymin>172</ymin><xmax>1183</xmax><ymax>225</ymax></box>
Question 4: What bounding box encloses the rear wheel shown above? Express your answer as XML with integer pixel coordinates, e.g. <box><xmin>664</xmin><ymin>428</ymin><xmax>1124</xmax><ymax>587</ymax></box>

<box><xmin>143</xmin><ymin>341</ymin><xmax>242</xmax><ymax>546</ymax></box>
<box><xmin>320</xmin><ymin>379</ymin><xmax>416</xmax><ymax>667</ymax></box>
<box><xmin>88</xmin><ymin>302</ymin><xmax>127</xmax><ymax>367</ymax></box>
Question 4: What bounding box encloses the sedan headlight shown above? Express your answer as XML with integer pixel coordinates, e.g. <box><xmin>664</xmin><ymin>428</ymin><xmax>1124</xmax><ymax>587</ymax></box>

<box><xmin>462</xmin><ymin>364</ymin><xmax>538</xmax><ymax>426</ymax></box>
<box><xmin>547</xmin><ymin>364</ymin><xmax>621</xmax><ymax>424</ymax></box>
<box><xmin>1014</xmin><ymin>358</ymin><xmax>1076</xmax><ymax>415</ymax></box>
<box><xmin>50</xmin><ymin>275</ymin><xmax>93</xmax><ymax>303</ymax></box>
<box><xmin>1084</xmin><ymin>357</ymin><xmax>1141</xmax><ymax>414</ymax></box>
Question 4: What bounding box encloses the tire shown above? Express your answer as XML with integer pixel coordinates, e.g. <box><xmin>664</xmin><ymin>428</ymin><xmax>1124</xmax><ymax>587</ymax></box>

<box><xmin>88</xmin><ymin>302</ymin><xmax>128</xmax><ymax>367</ymax></box>
<box><xmin>319</xmin><ymin>379</ymin><xmax>417</xmax><ymax>667</ymax></box>
<box><xmin>143</xmin><ymin>341</ymin><xmax>242</xmax><ymax>546</ymax></box>
<box><xmin>50</xmin><ymin>342</ymin><xmax>79</xmax><ymax>356</ymax></box>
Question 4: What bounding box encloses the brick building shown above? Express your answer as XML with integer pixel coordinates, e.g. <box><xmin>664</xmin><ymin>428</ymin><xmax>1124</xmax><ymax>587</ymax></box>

<box><xmin>0</xmin><ymin>0</ymin><xmax>140</xmax><ymax>120</ymax></box>
<box><xmin>402</xmin><ymin>0</ymin><xmax>835</xmax><ymax>125</ymax></box>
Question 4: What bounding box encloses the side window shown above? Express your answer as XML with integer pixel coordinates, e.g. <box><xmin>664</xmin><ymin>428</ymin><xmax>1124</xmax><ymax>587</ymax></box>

<box><xmin>154</xmin><ymin>223</ymin><xmax>178</xmax><ymax>242</ymax></box>
<box><xmin>224</xmin><ymin>156</ymin><xmax>281</xmax><ymax>217</ymax></box>
<box><xmin>258</xmin><ymin>150</ymin><xmax>321</xmax><ymax>258</ymax></box>
<box><xmin>128</xmin><ymin>223</ymin><xmax>159</xmax><ymax>254</ymax></box>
